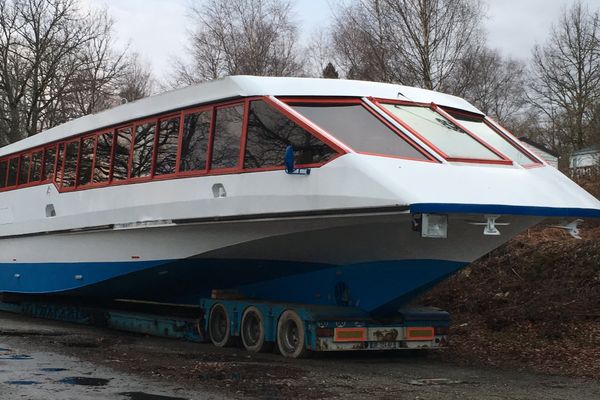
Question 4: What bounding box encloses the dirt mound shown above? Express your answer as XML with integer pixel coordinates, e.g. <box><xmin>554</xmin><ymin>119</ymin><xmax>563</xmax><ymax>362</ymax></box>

<box><xmin>419</xmin><ymin>223</ymin><xmax>600</xmax><ymax>378</ymax></box>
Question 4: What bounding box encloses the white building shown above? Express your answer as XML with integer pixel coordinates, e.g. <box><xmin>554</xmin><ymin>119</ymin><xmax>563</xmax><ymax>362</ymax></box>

<box><xmin>570</xmin><ymin>147</ymin><xmax>599</xmax><ymax>169</ymax></box>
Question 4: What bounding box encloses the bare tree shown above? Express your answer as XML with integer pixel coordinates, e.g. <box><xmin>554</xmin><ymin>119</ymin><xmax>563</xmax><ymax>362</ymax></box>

<box><xmin>118</xmin><ymin>53</ymin><xmax>154</xmax><ymax>103</ymax></box>
<box><xmin>529</xmin><ymin>1</ymin><xmax>600</xmax><ymax>153</ymax></box>
<box><xmin>0</xmin><ymin>0</ymin><xmax>129</xmax><ymax>145</ymax></box>
<box><xmin>329</xmin><ymin>0</ymin><xmax>485</xmax><ymax>89</ymax></box>
<box><xmin>170</xmin><ymin>0</ymin><xmax>304</xmax><ymax>86</ymax></box>
<box><xmin>66</xmin><ymin>9</ymin><xmax>128</xmax><ymax>117</ymax></box>
<box><xmin>449</xmin><ymin>48</ymin><xmax>528</xmax><ymax>126</ymax></box>
<box><xmin>385</xmin><ymin>0</ymin><xmax>484</xmax><ymax>90</ymax></box>
<box><xmin>329</xmin><ymin>0</ymin><xmax>402</xmax><ymax>83</ymax></box>
<box><xmin>304</xmin><ymin>27</ymin><xmax>334</xmax><ymax>77</ymax></box>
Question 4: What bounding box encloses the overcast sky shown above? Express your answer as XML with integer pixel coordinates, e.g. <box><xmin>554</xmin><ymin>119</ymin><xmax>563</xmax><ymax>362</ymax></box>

<box><xmin>84</xmin><ymin>0</ymin><xmax>599</xmax><ymax>81</ymax></box>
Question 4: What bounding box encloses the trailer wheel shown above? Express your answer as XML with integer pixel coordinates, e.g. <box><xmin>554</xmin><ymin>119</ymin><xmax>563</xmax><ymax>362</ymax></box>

<box><xmin>277</xmin><ymin>310</ymin><xmax>308</xmax><ymax>358</ymax></box>
<box><xmin>241</xmin><ymin>306</ymin><xmax>269</xmax><ymax>352</ymax></box>
<box><xmin>208</xmin><ymin>303</ymin><xmax>233</xmax><ymax>347</ymax></box>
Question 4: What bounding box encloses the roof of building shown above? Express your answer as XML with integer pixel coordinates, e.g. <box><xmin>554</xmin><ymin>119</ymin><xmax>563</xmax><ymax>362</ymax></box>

<box><xmin>518</xmin><ymin>137</ymin><xmax>559</xmax><ymax>157</ymax></box>
<box><xmin>0</xmin><ymin>76</ymin><xmax>483</xmax><ymax>157</ymax></box>
<box><xmin>571</xmin><ymin>146</ymin><xmax>599</xmax><ymax>156</ymax></box>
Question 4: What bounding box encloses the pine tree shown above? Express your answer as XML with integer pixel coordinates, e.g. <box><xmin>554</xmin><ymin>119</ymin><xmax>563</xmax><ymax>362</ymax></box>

<box><xmin>322</xmin><ymin>62</ymin><xmax>340</xmax><ymax>79</ymax></box>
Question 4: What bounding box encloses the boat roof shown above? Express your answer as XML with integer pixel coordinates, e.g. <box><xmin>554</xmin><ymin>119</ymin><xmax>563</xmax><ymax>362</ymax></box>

<box><xmin>0</xmin><ymin>75</ymin><xmax>483</xmax><ymax>157</ymax></box>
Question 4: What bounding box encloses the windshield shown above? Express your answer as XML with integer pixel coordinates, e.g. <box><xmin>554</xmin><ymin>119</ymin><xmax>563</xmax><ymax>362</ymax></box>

<box><xmin>448</xmin><ymin>112</ymin><xmax>539</xmax><ymax>166</ymax></box>
<box><xmin>380</xmin><ymin>104</ymin><xmax>504</xmax><ymax>161</ymax></box>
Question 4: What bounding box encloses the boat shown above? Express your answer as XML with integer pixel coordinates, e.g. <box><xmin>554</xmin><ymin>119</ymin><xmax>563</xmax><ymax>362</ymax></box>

<box><xmin>0</xmin><ymin>76</ymin><xmax>599</xmax><ymax>317</ymax></box>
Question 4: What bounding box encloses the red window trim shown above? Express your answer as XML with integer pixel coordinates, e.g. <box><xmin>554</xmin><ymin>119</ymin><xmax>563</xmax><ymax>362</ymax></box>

<box><xmin>265</xmin><ymin>96</ymin><xmax>351</xmax><ymax>154</ymax></box>
<box><xmin>0</xmin><ymin>159</ymin><xmax>7</xmax><ymax>188</ymax></box>
<box><xmin>60</xmin><ymin>139</ymin><xmax>80</xmax><ymax>192</ymax></box>
<box><xmin>152</xmin><ymin>113</ymin><xmax>181</xmax><ymax>178</ymax></box>
<box><xmin>371</xmin><ymin>98</ymin><xmax>514</xmax><ymax>166</ymax></box>
<box><xmin>179</xmin><ymin>104</ymin><xmax>213</xmax><ymax>175</ymax></box>
<box><xmin>0</xmin><ymin>95</ymin><xmax>345</xmax><ymax>194</ymax></box>
<box><xmin>128</xmin><ymin>118</ymin><xmax>158</xmax><ymax>181</ymax></box>
<box><xmin>442</xmin><ymin>107</ymin><xmax>542</xmax><ymax>166</ymax></box>
<box><xmin>484</xmin><ymin>116</ymin><xmax>545</xmax><ymax>165</ymax></box>
<box><xmin>28</xmin><ymin>150</ymin><xmax>42</xmax><ymax>183</ymax></box>
<box><xmin>279</xmin><ymin>96</ymin><xmax>438</xmax><ymax>163</ymax></box>
<box><xmin>77</xmin><ymin>135</ymin><xmax>96</xmax><ymax>187</ymax></box>
<box><xmin>209</xmin><ymin>101</ymin><xmax>246</xmax><ymax>172</ymax></box>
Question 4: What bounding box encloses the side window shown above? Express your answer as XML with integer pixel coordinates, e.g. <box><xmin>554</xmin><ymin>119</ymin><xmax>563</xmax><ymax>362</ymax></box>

<box><xmin>18</xmin><ymin>153</ymin><xmax>30</xmax><ymax>185</ymax></box>
<box><xmin>30</xmin><ymin>151</ymin><xmax>42</xmax><ymax>182</ymax></box>
<box><xmin>42</xmin><ymin>145</ymin><xmax>57</xmax><ymax>181</ymax></box>
<box><xmin>131</xmin><ymin>122</ymin><xmax>155</xmax><ymax>178</ymax></box>
<box><xmin>245</xmin><ymin>101</ymin><xmax>337</xmax><ymax>168</ymax></box>
<box><xmin>155</xmin><ymin>117</ymin><xmax>180</xmax><ymax>176</ymax></box>
<box><xmin>55</xmin><ymin>143</ymin><xmax>65</xmax><ymax>184</ymax></box>
<box><xmin>0</xmin><ymin>160</ymin><xmax>7</xmax><ymax>188</ymax></box>
<box><xmin>7</xmin><ymin>158</ymin><xmax>18</xmax><ymax>186</ymax></box>
<box><xmin>211</xmin><ymin>105</ymin><xmax>243</xmax><ymax>169</ymax></box>
<box><xmin>93</xmin><ymin>132</ymin><xmax>113</xmax><ymax>183</ymax></box>
<box><xmin>78</xmin><ymin>136</ymin><xmax>95</xmax><ymax>186</ymax></box>
<box><xmin>113</xmin><ymin>127</ymin><xmax>132</xmax><ymax>181</ymax></box>
<box><xmin>180</xmin><ymin>111</ymin><xmax>210</xmax><ymax>172</ymax></box>
<box><xmin>62</xmin><ymin>141</ymin><xmax>79</xmax><ymax>188</ymax></box>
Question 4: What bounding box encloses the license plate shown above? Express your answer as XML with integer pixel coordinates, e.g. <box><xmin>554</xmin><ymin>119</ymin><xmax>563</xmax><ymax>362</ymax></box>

<box><xmin>369</xmin><ymin>341</ymin><xmax>398</xmax><ymax>350</ymax></box>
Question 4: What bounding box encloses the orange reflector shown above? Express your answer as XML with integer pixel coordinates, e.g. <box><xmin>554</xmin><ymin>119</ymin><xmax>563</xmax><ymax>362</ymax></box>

<box><xmin>406</xmin><ymin>327</ymin><xmax>435</xmax><ymax>340</ymax></box>
<box><xmin>334</xmin><ymin>327</ymin><xmax>367</xmax><ymax>342</ymax></box>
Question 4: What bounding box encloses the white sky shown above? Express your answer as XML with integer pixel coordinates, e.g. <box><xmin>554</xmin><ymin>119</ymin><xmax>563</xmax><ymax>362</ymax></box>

<box><xmin>85</xmin><ymin>0</ymin><xmax>599</xmax><ymax>81</ymax></box>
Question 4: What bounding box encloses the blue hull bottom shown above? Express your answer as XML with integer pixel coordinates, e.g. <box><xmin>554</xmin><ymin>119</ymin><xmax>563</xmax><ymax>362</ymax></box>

<box><xmin>0</xmin><ymin>258</ymin><xmax>467</xmax><ymax>316</ymax></box>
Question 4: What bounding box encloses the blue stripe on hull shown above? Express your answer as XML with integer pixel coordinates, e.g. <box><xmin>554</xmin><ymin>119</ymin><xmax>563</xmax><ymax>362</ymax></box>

<box><xmin>410</xmin><ymin>202</ymin><xmax>600</xmax><ymax>218</ymax></box>
<box><xmin>0</xmin><ymin>258</ymin><xmax>467</xmax><ymax>315</ymax></box>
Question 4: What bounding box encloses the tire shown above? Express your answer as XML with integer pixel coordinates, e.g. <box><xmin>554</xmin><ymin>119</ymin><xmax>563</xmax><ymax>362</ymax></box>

<box><xmin>241</xmin><ymin>306</ymin><xmax>270</xmax><ymax>352</ymax></box>
<box><xmin>276</xmin><ymin>310</ymin><xmax>308</xmax><ymax>358</ymax></box>
<box><xmin>208</xmin><ymin>303</ymin><xmax>233</xmax><ymax>347</ymax></box>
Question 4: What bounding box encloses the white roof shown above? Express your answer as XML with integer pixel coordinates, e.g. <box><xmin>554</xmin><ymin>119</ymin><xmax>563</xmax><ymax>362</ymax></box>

<box><xmin>0</xmin><ymin>76</ymin><xmax>483</xmax><ymax>157</ymax></box>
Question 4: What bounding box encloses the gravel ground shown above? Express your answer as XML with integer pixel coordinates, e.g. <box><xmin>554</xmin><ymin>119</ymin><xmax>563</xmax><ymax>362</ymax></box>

<box><xmin>1</xmin><ymin>311</ymin><xmax>600</xmax><ymax>400</ymax></box>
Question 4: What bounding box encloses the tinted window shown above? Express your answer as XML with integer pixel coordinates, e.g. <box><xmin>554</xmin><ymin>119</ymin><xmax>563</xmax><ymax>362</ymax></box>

<box><xmin>113</xmin><ymin>128</ymin><xmax>132</xmax><ymax>181</ymax></box>
<box><xmin>245</xmin><ymin>101</ymin><xmax>337</xmax><ymax>168</ymax></box>
<box><xmin>30</xmin><ymin>151</ymin><xmax>42</xmax><ymax>182</ymax></box>
<box><xmin>449</xmin><ymin>112</ymin><xmax>537</xmax><ymax>165</ymax></box>
<box><xmin>7</xmin><ymin>158</ymin><xmax>18</xmax><ymax>186</ymax></box>
<box><xmin>132</xmin><ymin>122</ymin><xmax>155</xmax><ymax>178</ymax></box>
<box><xmin>55</xmin><ymin>143</ymin><xmax>65</xmax><ymax>184</ymax></box>
<box><xmin>62</xmin><ymin>141</ymin><xmax>79</xmax><ymax>187</ymax></box>
<box><xmin>180</xmin><ymin>111</ymin><xmax>210</xmax><ymax>172</ymax></box>
<box><xmin>78</xmin><ymin>137</ymin><xmax>95</xmax><ymax>186</ymax></box>
<box><xmin>0</xmin><ymin>160</ymin><xmax>7</xmax><ymax>188</ymax></box>
<box><xmin>381</xmin><ymin>104</ymin><xmax>501</xmax><ymax>160</ymax></box>
<box><xmin>292</xmin><ymin>104</ymin><xmax>427</xmax><ymax>160</ymax></box>
<box><xmin>93</xmin><ymin>132</ymin><xmax>113</xmax><ymax>183</ymax></box>
<box><xmin>156</xmin><ymin>117</ymin><xmax>180</xmax><ymax>176</ymax></box>
<box><xmin>42</xmin><ymin>146</ymin><xmax>56</xmax><ymax>181</ymax></box>
<box><xmin>18</xmin><ymin>154</ymin><xmax>30</xmax><ymax>185</ymax></box>
<box><xmin>211</xmin><ymin>105</ymin><xmax>243</xmax><ymax>169</ymax></box>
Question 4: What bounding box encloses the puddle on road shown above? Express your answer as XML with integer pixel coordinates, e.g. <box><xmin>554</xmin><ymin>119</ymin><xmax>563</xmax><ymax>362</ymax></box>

<box><xmin>5</xmin><ymin>380</ymin><xmax>40</xmax><ymax>385</ymax></box>
<box><xmin>59</xmin><ymin>376</ymin><xmax>111</xmax><ymax>386</ymax></box>
<box><xmin>120</xmin><ymin>392</ymin><xmax>189</xmax><ymax>400</ymax></box>
<box><xmin>409</xmin><ymin>378</ymin><xmax>467</xmax><ymax>386</ymax></box>
<box><xmin>0</xmin><ymin>354</ymin><xmax>33</xmax><ymax>360</ymax></box>
<box><xmin>0</xmin><ymin>330</ymin><xmax>67</xmax><ymax>337</ymax></box>
<box><xmin>40</xmin><ymin>367</ymin><xmax>68</xmax><ymax>372</ymax></box>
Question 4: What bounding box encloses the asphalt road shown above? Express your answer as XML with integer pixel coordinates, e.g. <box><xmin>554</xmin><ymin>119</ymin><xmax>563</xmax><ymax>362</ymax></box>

<box><xmin>1</xmin><ymin>311</ymin><xmax>599</xmax><ymax>400</ymax></box>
